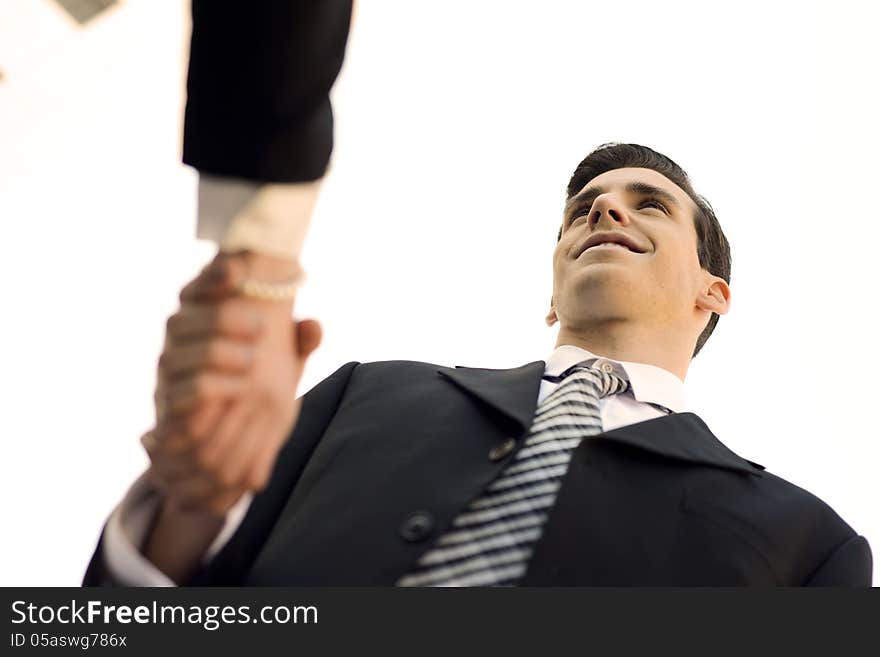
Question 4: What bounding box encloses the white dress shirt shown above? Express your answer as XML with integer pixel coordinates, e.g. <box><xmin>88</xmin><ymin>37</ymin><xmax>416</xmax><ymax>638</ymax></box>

<box><xmin>101</xmin><ymin>344</ymin><xmax>687</xmax><ymax>586</ymax></box>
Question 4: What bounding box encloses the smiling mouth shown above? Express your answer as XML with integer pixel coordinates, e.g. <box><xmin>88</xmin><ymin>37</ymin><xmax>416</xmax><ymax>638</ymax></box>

<box><xmin>579</xmin><ymin>242</ymin><xmax>640</xmax><ymax>256</ymax></box>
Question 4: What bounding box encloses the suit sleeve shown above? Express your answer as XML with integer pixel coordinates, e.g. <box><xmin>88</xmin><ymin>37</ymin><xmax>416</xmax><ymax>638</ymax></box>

<box><xmin>186</xmin><ymin>0</ymin><xmax>352</xmax><ymax>259</ymax></box>
<box><xmin>183</xmin><ymin>0</ymin><xmax>353</xmax><ymax>182</ymax></box>
<box><xmin>805</xmin><ymin>534</ymin><xmax>873</xmax><ymax>587</ymax></box>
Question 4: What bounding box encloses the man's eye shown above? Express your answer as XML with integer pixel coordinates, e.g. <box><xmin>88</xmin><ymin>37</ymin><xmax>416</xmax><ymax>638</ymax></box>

<box><xmin>640</xmin><ymin>198</ymin><xmax>668</xmax><ymax>213</ymax></box>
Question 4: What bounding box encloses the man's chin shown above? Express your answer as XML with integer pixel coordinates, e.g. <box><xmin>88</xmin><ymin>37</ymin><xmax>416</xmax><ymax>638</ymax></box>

<box><xmin>556</xmin><ymin>276</ymin><xmax>645</xmax><ymax>315</ymax></box>
<box><xmin>565</xmin><ymin>266</ymin><xmax>641</xmax><ymax>294</ymax></box>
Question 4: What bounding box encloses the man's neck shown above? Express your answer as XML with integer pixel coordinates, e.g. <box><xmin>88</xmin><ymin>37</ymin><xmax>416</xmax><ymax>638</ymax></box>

<box><xmin>555</xmin><ymin>322</ymin><xmax>691</xmax><ymax>381</ymax></box>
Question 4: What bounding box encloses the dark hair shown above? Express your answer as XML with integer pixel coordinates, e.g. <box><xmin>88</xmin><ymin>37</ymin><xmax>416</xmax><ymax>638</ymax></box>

<box><xmin>561</xmin><ymin>142</ymin><xmax>731</xmax><ymax>358</ymax></box>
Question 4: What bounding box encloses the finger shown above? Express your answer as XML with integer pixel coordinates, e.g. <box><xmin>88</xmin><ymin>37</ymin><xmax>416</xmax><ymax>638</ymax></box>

<box><xmin>244</xmin><ymin>398</ymin><xmax>301</xmax><ymax>492</ymax></box>
<box><xmin>147</xmin><ymin>424</ymin><xmax>202</xmax><ymax>478</ymax></box>
<box><xmin>150</xmin><ymin>404</ymin><xmax>225</xmax><ymax>459</ymax></box>
<box><xmin>162</xmin><ymin>372</ymin><xmax>250</xmax><ymax>414</ymax></box>
<box><xmin>166</xmin><ymin>300</ymin><xmax>264</xmax><ymax>343</ymax></box>
<box><xmin>151</xmin><ymin>415</ymin><xmax>192</xmax><ymax>451</ymax></box>
<box><xmin>243</xmin><ymin>422</ymin><xmax>286</xmax><ymax>492</ymax></box>
<box><xmin>178</xmin><ymin>269</ymin><xmax>234</xmax><ymax>303</ymax></box>
<box><xmin>145</xmin><ymin>442</ymin><xmax>203</xmax><ymax>491</ymax></box>
<box><xmin>185</xmin><ymin>400</ymin><xmax>229</xmax><ymax>442</ymax></box>
<box><xmin>295</xmin><ymin>318</ymin><xmax>323</xmax><ymax>359</ymax></box>
<box><xmin>160</xmin><ymin>339</ymin><xmax>255</xmax><ymax>380</ymax></box>
<box><xmin>147</xmin><ymin>404</ymin><xmax>232</xmax><ymax>494</ymax></box>
<box><xmin>164</xmin><ymin>404</ymin><xmax>257</xmax><ymax>507</ymax></box>
<box><xmin>215</xmin><ymin>411</ymin><xmax>271</xmax><ymax>491</ymax></box>
<box><xmin>180</xmin><ymin>254</ymin><xmax>249</xmax><ymax>303</ymax></box>
<box><xmin>156</xmin><ymin>398</ymin><xmax>228</xmax><ymax>440</ymax></box>
<box><xmin>191</xmin><ymin>400</ymin><xmax>256</xmax><ymax>477</ymax></box>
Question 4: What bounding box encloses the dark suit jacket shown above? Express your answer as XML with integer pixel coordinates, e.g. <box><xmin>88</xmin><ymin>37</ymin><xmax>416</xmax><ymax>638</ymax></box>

<box><xmin>183</xmin><ymin>0</ymin><xmax>353</xmax><ymax>182</ymax></box>
<box><xmin>84</xmin><ymin>360</ymin><xmax>873</xmax><ymax>586</ymax></box>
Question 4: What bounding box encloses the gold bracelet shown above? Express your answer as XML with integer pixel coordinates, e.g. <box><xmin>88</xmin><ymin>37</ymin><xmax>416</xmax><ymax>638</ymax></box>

<box><xmin>237</xmin><ymin>269</ymin><xmax>306</xmax><ymax>301</ymax></box>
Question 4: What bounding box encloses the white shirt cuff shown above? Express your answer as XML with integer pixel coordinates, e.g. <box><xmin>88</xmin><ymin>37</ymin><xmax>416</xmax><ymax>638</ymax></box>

<box><xmin>196</xmin><ymin>173</ymin><xmax>321</xmax><ymax>260</ymax></box>
<box><xmin>101</xmin><ymin>470</ymin><xmax>253</xmax><ymax>586</ymax></box>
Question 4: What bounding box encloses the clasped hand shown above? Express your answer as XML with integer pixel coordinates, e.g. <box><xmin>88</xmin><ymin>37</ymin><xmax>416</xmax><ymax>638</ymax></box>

<box><xmin>143</xmin><ymin>253</ymin><xmax>322</xmax><ymax>516</ymax></box>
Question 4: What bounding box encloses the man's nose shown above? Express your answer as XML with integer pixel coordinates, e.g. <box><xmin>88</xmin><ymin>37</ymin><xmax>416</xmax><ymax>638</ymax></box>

<box><xmin>589</xmin><ymin>194</ymin><xmax>631</xmax><ymax>230</ymax></box>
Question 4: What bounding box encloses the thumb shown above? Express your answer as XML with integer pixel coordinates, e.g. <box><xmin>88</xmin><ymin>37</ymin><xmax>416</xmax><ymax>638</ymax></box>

<box><xmin>294</xmin><ymin>318</ymin><xmax>323</xmax><ymax>360</ymax></box>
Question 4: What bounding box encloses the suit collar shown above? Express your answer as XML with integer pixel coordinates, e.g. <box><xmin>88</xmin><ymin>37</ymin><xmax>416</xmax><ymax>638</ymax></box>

<box><xmin>438</xmin><ymin>360</ymin><xmax>546</xmax><ymax>431</ymax></box>
<box><xmin>438</xmin><ymin>361</ymin><xmax>763</xmax><ymax>477</ymax></box>
<box><xmin>597</xmin><ymin>412</ymin><xmax>764</xmax><ymax>476</ymax></box>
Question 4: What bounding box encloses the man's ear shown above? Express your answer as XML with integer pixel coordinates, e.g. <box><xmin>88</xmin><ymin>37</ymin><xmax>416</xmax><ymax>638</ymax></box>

<box><xmin>545</xmin><ymin>296</ymin><xmax>558</xmax><ymax>326</ymax></box>
<box><xmin>696</xmin><ymin>275</ymin><xmax>731</xmax><ymax>316</ymax></box>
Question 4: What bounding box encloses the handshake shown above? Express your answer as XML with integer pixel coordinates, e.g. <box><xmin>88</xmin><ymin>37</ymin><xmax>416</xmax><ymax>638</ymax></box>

<box><xmin>143</xmin><ymin>252</ymin><xmax>322</xmax><ymax>518</ymax></box>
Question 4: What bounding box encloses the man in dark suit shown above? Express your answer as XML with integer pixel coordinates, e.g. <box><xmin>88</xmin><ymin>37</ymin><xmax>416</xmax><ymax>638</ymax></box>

<box><xmin>84</xmin><ymin>142</ymin><xmax>873</xmax><ymax>587</ymax></box>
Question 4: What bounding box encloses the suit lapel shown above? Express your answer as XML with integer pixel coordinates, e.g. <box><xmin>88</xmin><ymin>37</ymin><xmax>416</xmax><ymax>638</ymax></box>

<box><xmin>437</xmin><ymin>360</ymin><xmax>546</xmax><ymax>432</ymax></box>
<box><xmin>438</xmin><ymin>360</ymin><xmax>763</xmax><ymax>476</ymax></box>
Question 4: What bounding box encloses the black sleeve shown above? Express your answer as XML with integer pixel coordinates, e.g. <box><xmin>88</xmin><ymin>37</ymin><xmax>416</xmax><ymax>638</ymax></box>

<box><xmin>183</xmin><ymin>0</ymin><xmax>353</xmax><ymax>182</ymax></box>
<box><xmin>804</xmin><ymin>534</ymin><xmax>873</xmax><ymax>587</ymax></box>
<box><xmin>81</xmin><ymin>361</ymin><xmax>359</xmax><ymax>587</ymax></box>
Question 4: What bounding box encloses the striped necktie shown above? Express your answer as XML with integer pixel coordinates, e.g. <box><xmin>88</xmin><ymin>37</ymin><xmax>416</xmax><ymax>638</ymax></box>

<box><xmin>396</xmin><ymin>360</ymin><xmax>630</xmax><ymax>586</ymax></box>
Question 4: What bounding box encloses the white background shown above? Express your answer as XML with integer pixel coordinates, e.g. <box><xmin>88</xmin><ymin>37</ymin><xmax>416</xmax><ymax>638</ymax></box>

<box><xmin>1</xmin><ymin>0</ymin><xmax>877</xmax><ymax>585</ymax></box>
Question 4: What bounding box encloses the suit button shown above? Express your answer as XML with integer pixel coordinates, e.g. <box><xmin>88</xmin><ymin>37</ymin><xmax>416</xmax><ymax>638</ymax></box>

<box><xmin>488</xmin><ymin>438</ymin><xmax>516</xmax><ymax>462</ymax></box>
<box><xmin>399</xmin><ymin>511</ymin><xmax>434</xmax><ymax>542</ymax></box>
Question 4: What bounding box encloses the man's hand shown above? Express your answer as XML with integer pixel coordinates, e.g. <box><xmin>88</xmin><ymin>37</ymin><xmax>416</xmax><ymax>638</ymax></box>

<box><xmin>145</xmin><ymin>253</ymin><xmax>322</xmax><ymax>517</ymax></box>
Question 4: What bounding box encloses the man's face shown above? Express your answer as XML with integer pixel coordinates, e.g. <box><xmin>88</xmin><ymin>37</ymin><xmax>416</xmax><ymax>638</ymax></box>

<box><xmin>550</xmin><ymin>167</ymin><xmax>715</xmax><ymax>337</ymax></box>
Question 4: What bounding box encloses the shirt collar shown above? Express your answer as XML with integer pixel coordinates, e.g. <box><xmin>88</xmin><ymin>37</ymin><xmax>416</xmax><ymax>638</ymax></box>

<box><xmin>544</xmin><ymin>345</ymin><xmax>686</xmax><ymax>414</ymax></box>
